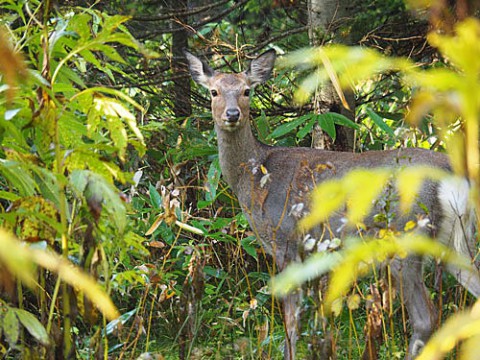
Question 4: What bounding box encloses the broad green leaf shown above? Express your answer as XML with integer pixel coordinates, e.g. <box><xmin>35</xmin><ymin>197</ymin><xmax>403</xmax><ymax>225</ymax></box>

<box><xmin>65</xmin><ymin>150</ymin><xmax>127</xmax><ymax>184</ymax></box>
<box><xmin>0</xmin><ymin>160</ymin><xmax>37</xmax><ymax>196</ymax></box>
<box><xmin>96</xmin><ymin>44</ymin><xmax>126</xmax><ymax>64</ymax></box>
<box><xmin>205</xmin><ymin>158</ymin><xmax>221</xmax><ymax>202</ymax></box>
<box><xmin>241</xmin><ymin>236</ymin><xmax>258</xmax><ymax>260</ymax></box>
<box><xmin>69</xmin><ymin>170</ymin><xmax>127</xmax><ymax>232</ymax></box>
<box><xmin>267</xmin><ymin>115</ymin><xmax>312</xmax><ymax>140</ymax></box>
<box><xmin>107</xmin><ymin>115</ymin><xmax>128</xmax><ymax>161</ymax></box>
<box><xmin>317</xmin><ymin>113</ymin><xmax>336</xmax><ymax>140</ymax></box>
<box><xmin>366</xmin><ymin>108</ymin><xmax>395</xmax><ymax>137</ymax></box>
<box><xmin>69</xmin><ymin>169</ymin><xmax>89</xmax><ymax>195</ymax></box>
<box><xmin>329</xmin><ymin>112</ymin><xmax>360</xmax><ymax>129</ymax></box>
<box><xmin>148</xmin><ymin>184</ymin><xmax>162</xmax><ymax>209</ymax></box>
<box><xmin>0</xmin><ymin>191</ymin><xmax>20</xmax><ymax>201</ymax></box>
<box><xmin>3</xmin><ymin>308</ymin><xmax>19</xmax><ymax>347</ymax></box>
<box><xmin>103</xmin><ymin>308</ymin><xmax>137</xmax><ymax>336</ymax></box>
<box><xmin>255</xmin><ymin>111</ymin><xmax>270</xmax><ymax>141</ymax></box>
<box><xmin>79</xmin><ymin>49</ymin><xmax>102</xmax><ymax>70</ymax></box>
<box><xmin>296</xmin><ymin>114</ymin><xmax>317</xmax><ymax>139</ymax></box>
<box><xmin>14</xmin><ymin>308</ymin><xmax>49</xmax><ymax>345</ymax></box>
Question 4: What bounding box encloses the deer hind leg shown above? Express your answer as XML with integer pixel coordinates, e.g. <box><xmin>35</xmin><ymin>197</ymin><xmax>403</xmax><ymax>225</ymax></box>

<box><xmin>283</xmin><ymin>290</ymin><xmax>301</xmax><ymax>360</ymax></box>
<box><xmin>390</xmin><ymin>256</ymin><xmax>438</xmax><ymax>360</ymax></box>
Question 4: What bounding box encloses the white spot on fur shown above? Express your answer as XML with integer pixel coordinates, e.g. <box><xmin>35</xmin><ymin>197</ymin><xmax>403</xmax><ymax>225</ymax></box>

<box><xmin>289</xmin><ymin>203</ymin><xmax>305</xmax><ymax>218</ymax></box>
<box><xmin>303</xmin><ymin>234</ymin><xmax>316</xmax><ymax>251</ymax></box>
<box><xmin>412</xmin><ymin>339</ymin><xmax>425</xmax><ymax>356</ymax></box>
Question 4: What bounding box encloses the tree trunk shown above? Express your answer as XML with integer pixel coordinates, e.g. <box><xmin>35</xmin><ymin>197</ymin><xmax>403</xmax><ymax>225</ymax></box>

<box><xmin>308</xmin><ymin>0</ymin><xmax>356</xmax><ymax>151</ymax></box>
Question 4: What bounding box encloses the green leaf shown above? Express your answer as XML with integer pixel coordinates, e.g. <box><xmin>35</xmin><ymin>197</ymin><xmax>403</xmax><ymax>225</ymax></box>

<box><xmin>96</xmin><ymin>44</ymin><xmax>126</xmax><ymax>64</ymax></box>
<box><xmin>148</xmin><ymin>184</ymin><xmax>162</xmax><ymax>209</ymax></box>
<box><xmin>103</xmin><ymin>308</ymin><xmax>137</xmax><ymax>336</ymax></box>
<box><xmin>0</xmin><ymin>191</ymin><xmax>20</xmax><ymax>201</ymax></box>
<box><xmin>14</xmin><ymin>309</ymin><xmax>49</xmax><ymax>345</ymax></box>
<box><xmin>296</xmin><ymin>114</ymin><xmax>317</xmax><ymax>139</ymax></box>
<box><xmin>267</xmin><ymin>115</ymin><xmax>312</xmax><ymax>140</ymax></box>
<box><xmin>241</xmin><ymin>236</ymin><xmax>258</xmax><ymax>259</ymax></box>
<box><xmin>205</xmin><ymin>158</ymin><xmax>221</xmax><ymax>202</ymax></box>
<box><xmin>329</xmin><ymin>112</ymin><xmax>360</xmax><ymax>129</ymax></box>
<box><xmin>366</xmin><ymin>108</ymin><xmax>395</xmax><ymax>137</ymax></box>
<box><xmin>255</xmin><ymin>110</ymin><xmax>270</xmax><ymax>141</ymax></box>
<box><xmin>69</xmin><ymin>170</ymin><xmax>127</xmax><ymax>232</ymax></box>
<box><xmin>317</xmin><ymin>113</ymin><xmax>337</xmax><ymax>140</ymax></box>
<box><xmin>0</xmin><ymin>160</ymin><xmax>37</xmax><ymax>197</ymax></box>
<box><xmin>107</xmin><ymin>115</ymin><xmax>128</xmax><ymax>161</ymax></box>
<box><xmin>3</xmin><ymin>308</ymin><xmax>19</xmax><ymax>347</ymax></box>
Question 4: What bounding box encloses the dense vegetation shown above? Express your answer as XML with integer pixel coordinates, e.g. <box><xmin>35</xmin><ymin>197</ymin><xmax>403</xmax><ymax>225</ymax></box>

<box><xmin>0</xmin><ymin>0</ymin><xmax>479</xmax><ymax>359</ymax></box>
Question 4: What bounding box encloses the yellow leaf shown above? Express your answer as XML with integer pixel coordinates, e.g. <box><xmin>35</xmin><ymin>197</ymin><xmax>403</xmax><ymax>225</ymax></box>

<box><xmin>396</xmin><ymin>166</ymin><xmax>446</xmax><ymax>213</ymax></box>
<box><xmin>299</xmin><ymin>181</ymin><xmax>346</xmax><ymax>230</ymax></box>
<box><xmin>324</xmin><ymin>235</ymin><xmax>468</xmax><ymax>312</ymax></box>
<box><xmin>174</xmin><ymin>220</ymin><xmax>205</xmax><ymax>235</ymax></box>
<box><xmin>347</xmin><ymin>294</ymin><xmax>361</xmax><ymax>310</ymax></box>
<box><xmin>0</xmin><ymin>228</ymin><xmax>119</xmax><ymax>321</ymax></box>
<box><xmin>330</xmin><ymin>297</ymin><xmax>343</xmax><ymax>317</ymax></box>
<box><xmin>300</xmin><ymin>168</ymin><xmax>390</xmax><ymax>230</ymax></box>
<box><xmin>344</xmin><ymin>169</ymin><xmax>390</xmax><ymax>224</ymax></box>
<box><xmin>145</xmin><ymin>214</ymin><xmax>164</xmax><ymax>236</ymax></box>
<box><xmin>404</xmin><ymin>220</ymin><xmax>416</xmax><ymax>232</ymax></box>
<box><xmin>0</xmin><ymin>28</ymin><xmax>28</xmax><ymax>102</ymax></box>
<box><xmin>31</xmin><ymin>248</ymin><xmax>120</xmax><ymax>321</ymax></box>
<box><xmin>417</xmin><ymin>312</ymin><xmax>480</xmax><ymax>360</ymax></box>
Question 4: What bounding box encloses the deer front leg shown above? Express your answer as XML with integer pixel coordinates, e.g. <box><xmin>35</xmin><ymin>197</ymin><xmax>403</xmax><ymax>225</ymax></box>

<box><xmin>390</xmin><ymin>256</ymin><xmax>438</xmax><ymax>360</ymax></box>
<box><xmin>283</xmin><ymin>290</ymin><xmax>301</xmax><ymax>360</ymax></box>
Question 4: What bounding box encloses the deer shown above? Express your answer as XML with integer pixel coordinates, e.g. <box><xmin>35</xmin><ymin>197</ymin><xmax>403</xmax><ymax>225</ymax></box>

<box><xmin>184</xmin><ymin>49</ymin><xmax>480</xmax><ymax>359</ymax></box>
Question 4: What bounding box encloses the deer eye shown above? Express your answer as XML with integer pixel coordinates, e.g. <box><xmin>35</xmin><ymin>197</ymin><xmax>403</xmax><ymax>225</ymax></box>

<box><xmin>211</xmin><ymin>89</ymin><xmax>218</xmax><ymax>97</ymax></box>
<box><xmin>243</xmin><ymin>89</ymin><xmax>250</xmax><ymax>96</ymax></box>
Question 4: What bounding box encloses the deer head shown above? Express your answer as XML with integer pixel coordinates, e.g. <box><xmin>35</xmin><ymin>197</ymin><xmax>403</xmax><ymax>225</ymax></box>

<box><xmin>184</xmin><ymin>50</ymin><xmax>276</xmax><ymax>132</ymax></box>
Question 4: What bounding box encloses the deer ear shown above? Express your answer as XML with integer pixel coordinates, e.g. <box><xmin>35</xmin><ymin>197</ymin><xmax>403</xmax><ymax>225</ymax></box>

<box><xmin>246</xmin><ymin>49</ymin><xmax>276</xmax><ymax>86</ymax></box>
<box><xmin>183</xmin><ymin>50</ymin><xmax>215</xmax><ymax>88</ymax></box>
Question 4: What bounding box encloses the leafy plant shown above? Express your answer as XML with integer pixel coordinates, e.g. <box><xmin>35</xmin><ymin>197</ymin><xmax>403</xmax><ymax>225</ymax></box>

<box><xmin>0</xmin><ymin>2</ymin><xmax>148</xmax><ymax>357</ymax></box>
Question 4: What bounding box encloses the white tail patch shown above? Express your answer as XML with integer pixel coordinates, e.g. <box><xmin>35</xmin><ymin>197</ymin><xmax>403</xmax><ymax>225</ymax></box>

<box><xmin>438</xmin><ymin>176</ymin><xmax>480</xmax><ymax>296</ymax></box>
<box><xmin>438</xmin><ymin>177</ymin><xmax>475</xmax><ymax>252</ymax></box>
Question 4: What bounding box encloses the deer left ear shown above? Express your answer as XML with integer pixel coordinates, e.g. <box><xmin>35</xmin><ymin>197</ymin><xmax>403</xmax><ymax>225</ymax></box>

<box><xmin>184</xmin><ymin>50</ymin><xmax>215</xmax><ymax>88</ymax></box>
<box><xmin>246</xmin><ymin>49</ymin><xmax>276</xmax><ymax>86</ymax></box>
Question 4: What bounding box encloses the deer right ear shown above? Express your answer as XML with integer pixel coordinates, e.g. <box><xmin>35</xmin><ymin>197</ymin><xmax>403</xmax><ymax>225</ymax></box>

<box><xmin>246</xmin><ymin>49</ymin><xmax>276</xmax><ymax>86</ymax></box>
<box><xmin>183</xmin><ymin>50</ymin><xmax>214</xmax><ymax>88</ymax></box>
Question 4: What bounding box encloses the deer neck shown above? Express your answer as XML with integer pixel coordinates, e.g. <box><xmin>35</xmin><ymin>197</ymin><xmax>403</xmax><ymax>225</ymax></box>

<box><xmin>215</xmin><ymin>121</ymin><xmax>265</xmax><ymax>193</ymax></box>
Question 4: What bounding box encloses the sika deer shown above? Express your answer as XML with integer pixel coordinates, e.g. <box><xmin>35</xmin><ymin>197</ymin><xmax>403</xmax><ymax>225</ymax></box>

<box><xmin>184</xmin><ymin>49</ymin><xmax>480</xmax><ymax>359</ymax></box>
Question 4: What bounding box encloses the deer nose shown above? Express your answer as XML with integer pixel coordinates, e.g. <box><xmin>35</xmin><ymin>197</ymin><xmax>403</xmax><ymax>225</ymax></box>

<box><xmin>226</xmin><ymin>108</ymin><xmax>240</xmax><ymax>122</ymax></box>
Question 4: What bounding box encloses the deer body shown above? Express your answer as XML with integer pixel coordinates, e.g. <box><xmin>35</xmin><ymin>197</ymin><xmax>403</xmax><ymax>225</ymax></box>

<box><xmin>185</xmin><ymin>49</ymin><xmax>480</xmax><ymax>359</ymax></box>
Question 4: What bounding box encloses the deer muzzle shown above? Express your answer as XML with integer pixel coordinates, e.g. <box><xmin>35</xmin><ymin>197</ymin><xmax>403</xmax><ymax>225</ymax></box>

<box><xmin>225</xmin><ymin>108</ymin><xmax>240</xmax><ymax>124</ymax></box>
